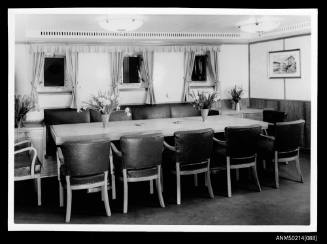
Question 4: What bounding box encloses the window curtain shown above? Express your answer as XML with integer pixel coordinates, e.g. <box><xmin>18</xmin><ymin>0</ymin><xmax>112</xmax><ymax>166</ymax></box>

<box><xmin>31</xmin><ymin>52</ymin><xmax>45</xmax><ymax>111</ymax></box>
<box><xmin>141</xmin><ymin>51</ymin><xmax>155</xmax><ymax>104</ymax></box>
<box><xmin>207</xmin><ymin>50</ymin><xmax>220</xmax><ymax>94</ymax></box>
<box><xmin>66</xmin><ymin>50</ymin><xmax>79</xmax><ymax>110</ymax></box>
<box><xmin>182</xmin><ymin>51</ymin><xmax>196</xmax><ymax>102</ymax></box>
<box><xmin>110</xmin><ymin>51</ymin><xmax>124</xmax><ymax>97</ymax></box>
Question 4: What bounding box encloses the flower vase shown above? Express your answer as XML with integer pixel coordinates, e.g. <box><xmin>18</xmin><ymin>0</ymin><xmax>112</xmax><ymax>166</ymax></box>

<box><xmin>201</xmin><ymin>109</ymin><xmax>209</xmax><ymax>122</ymax></box>
<box><xmin>101</xmin><ymin>114</ymin><xmax>110</xmax><ymax>128</ymax></box>
<box><xmin>235</xmin><ymin>102</ymin><xmax>240</xmax><ymax>112</ymax></box>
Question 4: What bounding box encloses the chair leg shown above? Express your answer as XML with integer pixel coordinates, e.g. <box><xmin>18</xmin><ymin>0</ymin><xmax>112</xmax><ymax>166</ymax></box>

<box><xmin>111</xmin><ymin>174</ymin><xmax>116</xmax><ymax>200</ymax></box>
<box><xmin>194</xmin><ymin>174</ymin><xmax>198</xmax><ymax>187</ymax></box>
<box><xmin>252</xmin><ymin>165</ymin><xmax>261</xmax><ymax>192</ymax></box>
<box><xmin>176</xmin><ymin>163</ymin><xmax>181</xmax><ymax>205</ymax></box>
<box><xmin>156</xmin><ymin>166</ymin><xmax>165</xmax><ymax>208</ymax></box>
<box><xmin>59</xmin><ymin>182</ymin><xmax>64</xmax><ymax>207</ymax></box>
<box><xmin>295</xmin><ymin>157</ymin><xmax>304</xmax><ymax>183</ymax></box>
<box><xmin>102</xmin><ymin>172</ymin><xmax>111</xmax><ymax>216</ymax></box>
<box><xmin>262</xmin><ymin>160</ymin><xmax>266</xmax><ymax>170</ymax></box>
<box><xmin>161</xmin><ymin>169</ymin><xmax>164</xmax><ymax>192</ymax></box>
<box><xmin>204</xmin><ymin>173</ymin><xmax>208</xmax><ymax>186</ymax></box>
<box><xmin>235</xmin><ymin>169</ymin><xmax>240</xmax><ymax>182</ymax></box>
<box><xmin>37</xmin><ymin>177</ymin><xmax>42</xmax><ymax>206</ymax></box>
<box><xmin>206</xmin><ymin>160</ymin><xmax>214</xmax><ymax>198</ymax></box>
<box><xmin>123</xmin><ymin>169</ymin><xmax>128</xmax><ymax>214</ymax></box>
<box><xmin>109</xmin><ymin>147</ymin><xmax>116</xmax><ymax>200</ymax></box>
<box><xmin>150</xmin><ymin>180</ymin><xmax>154</xmax><ymax>194</ymax></box>
<box><xmin>226</xmin><ymin>157</ymin><xmax>232</xmax><ymax>197</ymax></box>
<box><xmin>274</xmin><ymin>151</ymin><xmax>279</xmax><ymax>188</ymax></box>
<box><xmin>65</xmin><ymin>176</ymin><xmax>72</xmax><ymax>223</ymax></box>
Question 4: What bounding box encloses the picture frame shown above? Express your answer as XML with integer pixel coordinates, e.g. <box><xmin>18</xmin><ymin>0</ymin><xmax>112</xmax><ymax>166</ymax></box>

<box><xmin>268</xmin><ymin>49</ymin><xmax>301</xmax><ymax>78</ymax></box>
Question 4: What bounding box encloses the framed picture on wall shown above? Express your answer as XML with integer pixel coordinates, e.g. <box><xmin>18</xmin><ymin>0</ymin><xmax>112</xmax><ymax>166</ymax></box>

<box><xmin>268</xmin><ymin>49</ymin><xmax>301</xmax><ymax>78</ymax></box>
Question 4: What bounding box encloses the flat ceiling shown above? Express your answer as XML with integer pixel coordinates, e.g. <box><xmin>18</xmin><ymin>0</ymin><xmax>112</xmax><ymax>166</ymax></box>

<box><xmin>14</xmin><ymin>13</ymin><xmax>311</xmax><ymax>42</ymax></box>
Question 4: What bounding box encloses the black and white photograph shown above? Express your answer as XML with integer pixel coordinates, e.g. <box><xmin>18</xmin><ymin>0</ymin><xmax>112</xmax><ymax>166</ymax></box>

<box><xmin>8</xmin><ymin>8</ymin><xmax>317</xmax><ymax>234</ymax></box>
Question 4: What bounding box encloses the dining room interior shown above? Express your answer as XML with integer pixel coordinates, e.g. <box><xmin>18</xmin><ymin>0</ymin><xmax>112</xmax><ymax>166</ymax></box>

<box><xmin>9</xmin><ymin>8</ymin><xmax>317</xmax><ymax>231</ymax></box>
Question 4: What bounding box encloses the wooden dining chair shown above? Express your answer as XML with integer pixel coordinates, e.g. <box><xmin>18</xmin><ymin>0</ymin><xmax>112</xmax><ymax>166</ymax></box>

<box><xmin>57</xmin><ymin>140</ymin><xmax>111</xmax><ymax>223</ymax></box>
<box><xmin>14</xmin><ymin>139</ymin><xmax>42</xmax><ymax>206</ymax></box>
<box><xmin>163</xmin><ymin>128</ymin><xmax>215</xmax><ymax>205</ymax></box>
<box><xmin>111</xmin><ymin>133</ymin><xmax>165</xmax><ymax>213</ymax></box>
<box><xmin>211</xmin><ymin>125</ymin><xmax>262</xmax><ymax>197</ymax></box>
<box><xmin>258</xmin><ymin>120</ymin><xmax>305</xmax><ymax>188</ymax></box>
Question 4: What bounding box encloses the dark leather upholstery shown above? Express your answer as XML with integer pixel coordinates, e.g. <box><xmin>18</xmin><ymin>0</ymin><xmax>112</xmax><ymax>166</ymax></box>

<box><xmin>15</xmin><ymin>152</ymin><xmax>42</xmax><ymax>177</ymax></box>
<box><xmin>212</xmin><ymin>125</ymin><xmax>262</xmax><ymax>166</ymax></box>
<box><xmin>174</xmin><ymin>128</ymin><xmax>214</xmax><ymax>165</ymax></box>
<box><xmin>44</xmin><ymin>108</ymin><xmax>90</xmax><ymax>125</ymax></box>
<box><xmin>120</xmin><ymin>133</ymin><xmax>164</xmax><ymax>170</ymax></box>
<box><xmin>44</xmin><ymin>108</ymin><xmax>91</xmax><ymax>157</ymax></box>
<box><xmin>225</xmin><ymin>125</ymin><xmax>262</xmax><ymax>158</ymax></box>
<box><xmin>89</xmin><ymin>110</ymin><xmax>132</xmax><ymax>122</ymax></box>
<box><xmin>60</xmin><ymin>140</ymin><xmax>110</xmax><ymax>185</ymax></box>
<box><xmin>110</xmin><ymin>110</ymin><xmax>133</xmax><ymax>121</ymax></box>
<box><xmin>258</xmin><ymin>120</ymin><xmax>305</xmax><ymax>159</ymax></box>
<box><xmin>263</xmin><ymin>110</ymin><xmax>287</xmax><ymax>123</ymax></box>
<box><xmin>263</xmin><ymin>110</ymin><xmax>287</xmax><ymax>136</ymax></box>
<box><xmin>170</xmin><ymin>103</ymin><xmax>201</xmax><ymax>118</ymax></box>
<box><xmin>132</xmin><ymin>104</ymin><xmax>171</xmax><ymax>120</ymax></box>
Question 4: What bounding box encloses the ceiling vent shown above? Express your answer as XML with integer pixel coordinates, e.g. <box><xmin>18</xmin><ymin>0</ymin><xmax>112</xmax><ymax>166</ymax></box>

<box><xmin>26</xmin><ymin>30</ymin><xmax>242</xmax><ymax>40</ymax></box>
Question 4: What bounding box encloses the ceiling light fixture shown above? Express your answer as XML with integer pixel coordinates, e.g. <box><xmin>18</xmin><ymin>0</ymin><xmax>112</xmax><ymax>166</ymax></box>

<box><xmin>237</xmin><ymin>17</ymin><xmax>280</xmax><ymax>35</ymax></box>
<box><xmin>98</xmin><ymin>16</ymin><xmax>144</xmax><ymax>32</ymax></box>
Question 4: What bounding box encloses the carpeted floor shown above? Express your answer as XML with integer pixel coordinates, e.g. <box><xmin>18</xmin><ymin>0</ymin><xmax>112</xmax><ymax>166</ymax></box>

<box><xmin>13</xmin><ymin>152</ymin><xmax>311</xmax><ymax>225</ymax></box>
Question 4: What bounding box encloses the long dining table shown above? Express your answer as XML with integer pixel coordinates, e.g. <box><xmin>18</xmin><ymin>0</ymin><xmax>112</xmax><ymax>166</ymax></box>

<box><xmin>50</xmin><ymin>115</ymin><xmax>268</xmax><ymax>145</ymax></box>
<box><xmin>50</xmin><ymin>115</ymin><xmax>268</xmax><ymax>199</ymax></box>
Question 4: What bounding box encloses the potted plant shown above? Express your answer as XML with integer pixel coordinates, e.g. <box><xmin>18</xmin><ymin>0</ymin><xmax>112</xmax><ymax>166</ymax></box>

<box><xmin>229</xmin><ymin>85</ymin><xmax>244</xmax><ymax>111</ymax></box>
<box><xmin>15</xmin><ymin>94</ymin><xmax>34</xmax><ymax>128</ymax></box>
<box><xmin>190</xmin><ymin>90</ymin><xmax>219</xmax><ymax>122</ymax></box>
<box><xmin>82</xmin><ymin>90</ymin><xmax>120</xmax><ymax>128</ymax></box>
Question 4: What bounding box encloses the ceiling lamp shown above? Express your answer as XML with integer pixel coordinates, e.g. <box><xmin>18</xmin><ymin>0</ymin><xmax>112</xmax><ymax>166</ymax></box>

<box><xmin>98</xmin><ymin>16</ymin><xmax>144</xmax><ymax>32</ymax></box>
<box><xmin>237</xmin><ymin>17</ymin><xmax>280</xmax><ymax>34</ymax></box>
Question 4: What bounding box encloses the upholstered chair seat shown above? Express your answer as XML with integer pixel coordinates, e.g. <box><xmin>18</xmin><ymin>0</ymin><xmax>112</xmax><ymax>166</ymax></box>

<box><xmin>132</xmin><ymin>105</ymin><xmax>171</xmax><ymax>120</ymax></box>
<box><xmin>44</xmin><ymin>108</ymin><xmax>91</xmax><ymax>157</ymax></box>
<box><xmin>211</xmin><ymin>125</ymin><xmax>262</xmax><ymax>197</ymax></box>
<box><xmin>90</xmin><ymin>110</ymin><xmax>132</xmax><ymax>122</ymax></box>
<box><xmin>57</xmin><ymin>140</ymin><xmax>111</xmax><ymax>222</ymax></box>
<box><xmin>163</xmin><ymin>128</ymin><xmax>215</xmax><ymax>205</ymax></box>
<box><xmin>257</xmin><ymin>120</ymin><xmax>305</xmax><ymax>188</ymax></box>
<box><xmin>262</xmin><ymin>109</ymin><xmax>287</xmax><ymax>136</ymax></box>
<box><xmin>170</xmin><ymin>103</ymin><xmax>201</xmax><ymax>118</ymax></box>
<box><xmin>14</xmin><ymin>139</ymin><xmax>42</xmax><ymax>206</ymax></box>
<box><xmin>15</xmin><ymin>153</ymin><xmax>42</xmax><ymax>177</ymax></box>
<box><xmin>111</xmin><ymin>133</ymin><xmax>165</xmax><ymax>213</ymax></box>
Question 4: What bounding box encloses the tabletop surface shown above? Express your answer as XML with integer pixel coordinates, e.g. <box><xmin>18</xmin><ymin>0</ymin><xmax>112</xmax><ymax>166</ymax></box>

<box><xmin>50</xmin><ymin>115</ymin><xmax>268</xmax><ymax>145</ymax></box>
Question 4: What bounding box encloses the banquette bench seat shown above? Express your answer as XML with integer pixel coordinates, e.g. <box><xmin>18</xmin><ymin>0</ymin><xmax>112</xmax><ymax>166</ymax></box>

<box><xmin>44</xmin><ymin>103</ymin><xmax>219</xmax><ymax>157</ymax></box>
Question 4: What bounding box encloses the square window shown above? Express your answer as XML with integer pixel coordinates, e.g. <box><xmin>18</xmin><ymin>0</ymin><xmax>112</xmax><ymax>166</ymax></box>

<box><xmin>44</xmin><ymin>57</ymin><xmax>65</xmax><ymax>86</ymax></box>
<box><xmin>191</xmin><ymin>55</ymin><xmax>207</xmax><ymax>81</ymax></box>
<box><xmin>123</xmin><ymin>56</ymin><xmax>142</xmax><ymax>84</ymax></box>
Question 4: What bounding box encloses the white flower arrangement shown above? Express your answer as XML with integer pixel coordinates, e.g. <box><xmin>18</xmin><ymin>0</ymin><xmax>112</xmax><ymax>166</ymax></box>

<box><xmin>83</xmin><ymin>90</ymin><xmax>119</xmax><ymax>115</ymax></box>
<box><xmin>190</xmin><ymin>91</ymin><xmax>219</xmax><ymax>110</ymax></box>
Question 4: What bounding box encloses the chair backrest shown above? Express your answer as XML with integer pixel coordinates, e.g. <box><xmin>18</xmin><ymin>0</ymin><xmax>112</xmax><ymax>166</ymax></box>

<box><xmin>225</xmin><ymin>125</ymin><xmax>262</xmax><ymax>158</ymax></box>
<box><xmin>170</xmin><ymin>103</ymin><xmax>201</xmax><ymax>118</ymax></box>
<box><xmin>120</xmin><ymin>133</ymin><xmax>164</xmax><ymax>170</ymax></box>
<box><xmin>110</xmin><ymin>110</ymin><xmax>132</xmax><ymax>121</ymax></box>
<box><xmin>174</xmin><ymin>128</ymin><xmax>214</xmax><ymax>165</ymax></box>
<box><xmin>61</xmin><ymin>140</ymin><xmax>110</xmax><ymax>177</ymax></box>
<box><xmin>132</xmin><ymin>105</ymin><xmax>171</xmax><ymax>120</ymax></box>
<box><xmin>274</xmin><ymin>120</ymin><xmax>305</xmax><ymax>152</ymax></box>
<box><xmin>263</xmin><ymin>110</ymin><xmax>287</xmax><ymax>123</ymax></box>
<box><xmin>44</xmin><ymin>108</ymin><xmax>91</xmax><ymax>157</ymax></box>
<box><xmin>90</xmin><ymin>110</ymin><xmax>132</xmax><ymax>122</ymax></box>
